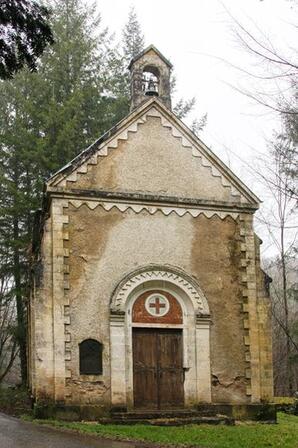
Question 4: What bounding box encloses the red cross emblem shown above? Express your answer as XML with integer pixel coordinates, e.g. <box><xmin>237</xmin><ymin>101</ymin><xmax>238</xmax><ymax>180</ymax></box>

<box><xmin>149</xmin><ymin>296</ymin><xmax>166</xmax><ymax>314</ymax></box>
<box><xmin>146</xmin><ymin>294</ymin><xmax>169</xmax><ymax>317</ymax></box>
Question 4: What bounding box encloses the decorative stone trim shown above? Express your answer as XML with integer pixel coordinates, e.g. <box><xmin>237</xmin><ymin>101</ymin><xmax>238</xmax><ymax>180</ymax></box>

<box><xmin>61</xmin><ymin>201</ymin><xmax>72</xmax><ymax>392</ymax></box>
<box><xmin>196</xmin><ymin>316</ymin><xmax>212</xmax><ymax>326</ymax></box>
<box><xmin>239</xmin><ymin>216</ymin><xmax>252</xmax><ymax>397</ymax></box>
<box><xmin>109</xmin><ymin>314</ymin><xmax>125</xmax><ymax>324</ymax></box>
<box><xmin>52</xmin><ymin>199</ymin><xmax>73</xmax><ymax>396</ymax></box>
<box><xmin>52</xmin><ymin>106</ymin><xmax>247</xmax><ymax>203</ymax></box>
<box><xmin>239</xmin><ymin>214</ymin><xmax>261</xmax><ymax>400</ymax></box>
<box><xmin>110</xmin><ymin>265</ymin><xmax>210</xmax><ymax>316</ymax></box>
<box><xmin>51</xmin><ymin>199</ymin><xmax>70</xmax><ymax>401</ymax></box>
<box><xmin>68</xmin><ymin>199</ymin><xmax>240</xmax><ymax>220</ymax></box>
<box><xmin>110</xmin><ymin>264</ymin><xmax>212</xmax><ymax>407</ymax></box>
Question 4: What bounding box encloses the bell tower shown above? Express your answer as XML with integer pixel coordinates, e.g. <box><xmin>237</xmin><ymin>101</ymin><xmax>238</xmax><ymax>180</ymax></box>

<box><xmin>128</xmin><ymin>45</ymin><xmax>173</xmax><ymax>111</ymax></box>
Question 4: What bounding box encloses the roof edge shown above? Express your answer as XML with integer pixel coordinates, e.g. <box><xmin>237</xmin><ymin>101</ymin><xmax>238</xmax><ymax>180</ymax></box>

<box><xmin>47</xmin><ymin>97</ymin><xmax>260</xmax><ymax>206</ymax></box>
<box><xmin>46</xmin><ymin>187</ymin><xmax>259</xmax><ymax>213</ymax></box>
<box><xmin>47</xmin><ymin>98</ymin><xmax>159</xmax><ymax>186</ymax></box>
<box><xmin>148</xmin><ymin>99</ymin><xmax>261</xmax><ymax>205</ymax></box>
<box><xmin>128</xmin><ymin>44</ymin><xmax>173</xmax><ymax>70</ymax></box>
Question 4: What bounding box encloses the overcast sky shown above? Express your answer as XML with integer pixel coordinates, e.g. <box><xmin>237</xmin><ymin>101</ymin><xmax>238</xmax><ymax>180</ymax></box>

<box><xmin>90</xmin><ymin>0</ymin><xmax>297</xmax><ymax>257</ymax></box>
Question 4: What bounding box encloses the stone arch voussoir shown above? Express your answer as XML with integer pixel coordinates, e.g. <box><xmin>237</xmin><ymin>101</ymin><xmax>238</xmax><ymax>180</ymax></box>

<box><xmin>110</xmin><ymin>265</ymin><xmax>210</xmax><ymax>316</ymax></box>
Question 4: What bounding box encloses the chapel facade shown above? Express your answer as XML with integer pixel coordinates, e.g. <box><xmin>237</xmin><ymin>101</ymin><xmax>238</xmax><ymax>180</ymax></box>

<box><xmin>29</xmin><ymin>46</ymin><xmax>274</xmax><ymax>420</ymax></box>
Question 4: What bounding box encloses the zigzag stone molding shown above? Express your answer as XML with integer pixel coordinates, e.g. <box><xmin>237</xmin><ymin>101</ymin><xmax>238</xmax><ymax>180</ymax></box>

<box><xmin>56</xmin><ymin>106</ymin><xmax>246</xmax><ymax>203</ymax></box>
<box><xmin>110</xmin><ymin>266</ymin><xmax>210</xmax><ymax>316</ymax></box>
<box><xmin>68</xmin><ymin>199</ymin><xmax>240</xmax><ymax>220</ymax></box>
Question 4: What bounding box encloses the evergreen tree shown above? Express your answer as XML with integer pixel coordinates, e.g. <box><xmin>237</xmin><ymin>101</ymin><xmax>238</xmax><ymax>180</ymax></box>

<box><xmin>0</xmin><ymin>69</ymin><xmax>42</xmax><ymax>381</ymax></box>
<box><xmin>0</xmin><ymin>0</ymin><xmax>129</xmax><ymax>382</ymax></box>
<box><xmin>37</xmin><ymin>0</ymin><xmax>130</xmax><ymax>175</ymax></box>
<box><xmin>118</xmin><ymin>6</ymin><xmax>145</xmax><ymax>113</ymax></box>
<box><xmin>0</xmin><ymin>0</ymin><xmax>54</xmax><ymax>79</ymax></box>
<box><xmin>122</xmin><ymin>6</ymin><xmax>145</xmax><ymax>63</ymax></box>
<box><xmin>0</xmin><ymin>1</ymin><xmax>206</xmax><ymax>382</ymax></box>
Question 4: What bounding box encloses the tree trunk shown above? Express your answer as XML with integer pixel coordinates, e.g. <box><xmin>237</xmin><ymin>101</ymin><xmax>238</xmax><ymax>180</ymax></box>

<box><xmin>13</xmin><ymin>217</ymin><xmax>27</xmax><ymax>384</ymax></box>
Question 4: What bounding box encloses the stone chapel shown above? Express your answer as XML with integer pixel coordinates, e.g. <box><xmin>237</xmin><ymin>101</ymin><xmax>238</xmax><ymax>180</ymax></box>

<box><xmin>29</xmin><ymin>46</ymin><xmax>275</xmax><ymax>421</ymax></box>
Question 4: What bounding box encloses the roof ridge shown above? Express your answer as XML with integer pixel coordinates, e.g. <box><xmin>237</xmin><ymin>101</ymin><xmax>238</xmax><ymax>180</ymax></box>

<box><xmin>128</xmin><ymin>45</ymin><xmax>173</xmax><ymax>70</ymax></box>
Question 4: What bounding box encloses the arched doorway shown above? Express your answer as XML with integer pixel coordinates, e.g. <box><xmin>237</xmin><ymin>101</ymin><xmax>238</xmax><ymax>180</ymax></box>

<box><xmin>110</xmin><ymin>266</ymin><xmax>211</xmax><ymax>410</ymax></box>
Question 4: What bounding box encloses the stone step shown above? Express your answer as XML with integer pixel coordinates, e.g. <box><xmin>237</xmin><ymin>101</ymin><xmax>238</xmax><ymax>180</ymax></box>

<box><xmin>112</xmin><ymin>409</ymin><xmax>208</xmax><ymax>419</ymax></box>
<box><xmin>100</xmin><ymin>415</ymin><xmax>234</xmax><ymax>426</ymax></box>
<box><xmin>101</xmin><ymin>410</ymin><xmax>235</xmax><ymax>426</ymax></box>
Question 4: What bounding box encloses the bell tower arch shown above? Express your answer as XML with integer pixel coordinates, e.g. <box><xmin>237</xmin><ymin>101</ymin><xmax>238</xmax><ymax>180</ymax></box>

<box><xmin>128</xmin><ymin>45</ymin><xmax>173</xmax><ymax>111</ymax></box>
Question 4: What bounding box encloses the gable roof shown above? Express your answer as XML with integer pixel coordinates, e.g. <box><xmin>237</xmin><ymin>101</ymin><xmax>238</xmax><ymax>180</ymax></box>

<box><xmin>47</xmin><ymin>97</ymin><xmax>260</xmax><ymax>206</ymax></box>
<box><xmin>128</xmin><ymin>45</ymin><xmax>173</xmax><ymax>70</ymax></box>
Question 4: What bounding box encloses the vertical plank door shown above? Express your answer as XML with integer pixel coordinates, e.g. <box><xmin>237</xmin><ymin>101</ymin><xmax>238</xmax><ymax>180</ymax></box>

<box><xmin>158</xmin><ymin>329</ymin><xmax>184</xmax><ymax>408</ymax></box>
<box><xmin>133</xmin><ymin>328</ymin><xmax>158</xmax><ymax>408</ymax></box>
<box><xmin>133</xmin><ymin>328</ymin><xmax>184</xmax><ymax>409</ymax></box>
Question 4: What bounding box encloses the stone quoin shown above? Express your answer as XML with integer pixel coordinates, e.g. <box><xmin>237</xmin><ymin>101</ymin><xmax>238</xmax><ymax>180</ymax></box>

<box><xmin>29</xmin><ymin>45</ymin><xmax>275</xmax><ymax>421</ymax></box>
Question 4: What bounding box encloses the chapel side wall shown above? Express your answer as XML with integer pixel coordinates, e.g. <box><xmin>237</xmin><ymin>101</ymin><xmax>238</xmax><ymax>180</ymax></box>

<box><xmin>30</xmin><ymin>213</ymin><xmax>55</xmax><ymax>401</ymax></box>
<box><xmin>238</xmin><ymin>215</ymin><xmax>274</xmax><ymax>403</ymax></box>
<box><xmin>255</xmin><ymin>236</ymin><xmax>274</xmax><ymax>401</ymax></box>
<box><xmin>64</xmin><ymin>203</ymin><xmax>252</xmax><ymax>406</ymax></box>
<box><xmin>191</xmin><ymin>212</ymin><xmax>250</xmax><ymax>403</ymax></box>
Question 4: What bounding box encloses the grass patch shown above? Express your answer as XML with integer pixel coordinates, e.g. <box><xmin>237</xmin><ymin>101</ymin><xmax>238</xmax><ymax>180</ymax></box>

<box><xmin>29</xmin><ymin>412</ymin><xmax>298</xmax><ymax>448</ymax></box>
<box><xmin>273</xmin><ymin>397</ymin><xmax>295</xmax><ymax>405</ymax></box>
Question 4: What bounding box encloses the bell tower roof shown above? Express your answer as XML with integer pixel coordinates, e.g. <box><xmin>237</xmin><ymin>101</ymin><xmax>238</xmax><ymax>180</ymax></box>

<box><xmin>128</xmin><ymin>45</ymin><xmax>173</xmax><ymax>70</ymax></box>
<box><xmin>128</xmin><ymin>44</ymin><xmax>172</xmax><ymax>111</ymax></box>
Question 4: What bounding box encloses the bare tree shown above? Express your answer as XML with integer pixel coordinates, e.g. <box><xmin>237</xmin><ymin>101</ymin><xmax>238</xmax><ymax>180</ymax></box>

<box><xmin>221</xmin><ymin>2</ymin><xmax>298</xmax><ymax>395</ymax></box>
<box><xmin>221</xmin><ymin>2</ymin><xmax>297</xmax><ymax>197</ymax></box>
<box><xmin>221</xmin><ymin>2</ymin><xmax>298</xmax><ymax>116</ymax></box>
<box><xmin>252</xmin><ymin>136</ymin><xmax>297</xmax><ymax>395</ymax></box>
<box><xmin>268</xmin><ymin>259</ymin><xmax>298</xmax><ymax>395</ymax></box>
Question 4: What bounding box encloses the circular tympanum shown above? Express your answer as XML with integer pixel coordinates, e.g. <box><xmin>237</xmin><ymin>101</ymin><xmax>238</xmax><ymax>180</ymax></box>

<box><xmin>145</xmin><ymin>293</ymin><xmax>170</xmax><ymax>317</ymax></box>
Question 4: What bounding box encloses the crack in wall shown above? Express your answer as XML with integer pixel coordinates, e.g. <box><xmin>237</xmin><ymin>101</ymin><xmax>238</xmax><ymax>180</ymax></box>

<box><xmin>212</xmin><ymin>374</ymin><xmax>246</xmax><ymax>388</ymax></box>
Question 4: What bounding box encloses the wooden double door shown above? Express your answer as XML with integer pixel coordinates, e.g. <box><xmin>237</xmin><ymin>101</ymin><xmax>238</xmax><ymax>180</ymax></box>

<box><xmin>133</xmin><ymin>328</ymin><xmax>184</xmax><ymax>409</ymax></box>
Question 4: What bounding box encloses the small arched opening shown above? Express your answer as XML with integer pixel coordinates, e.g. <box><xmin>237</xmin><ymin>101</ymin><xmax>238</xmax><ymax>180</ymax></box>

<box><xmin>142</xmin><ymin>65</ymin><xmax>160</xmax><ymax>97</ymax></box>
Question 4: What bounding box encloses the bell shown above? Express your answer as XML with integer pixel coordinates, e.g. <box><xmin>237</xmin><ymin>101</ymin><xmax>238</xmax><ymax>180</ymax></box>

<box><xmin>145</xmin><ymin>78</ymin><xmax>158</xmax><ymax>97</ymax></box>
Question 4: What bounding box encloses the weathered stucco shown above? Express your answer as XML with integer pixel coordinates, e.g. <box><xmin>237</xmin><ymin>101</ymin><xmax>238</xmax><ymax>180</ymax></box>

<box><xmin>66</xmin><ymin>116</ymin><xmax>240</xmax><ymax>204</ymax></box>
<box><xmin>191</xmin><ymin>215</ymin><xmax>249</xmax><ymax>403</ymax></box>
<box><xmin>29</xmin><ymin>197</ymin><xmax>273</xmax><ymax>409</ymax></box>
<box><xmin>59</xmin><ymin>205</ymin><xmax>246</xmax><ymax>405</ymax></box>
